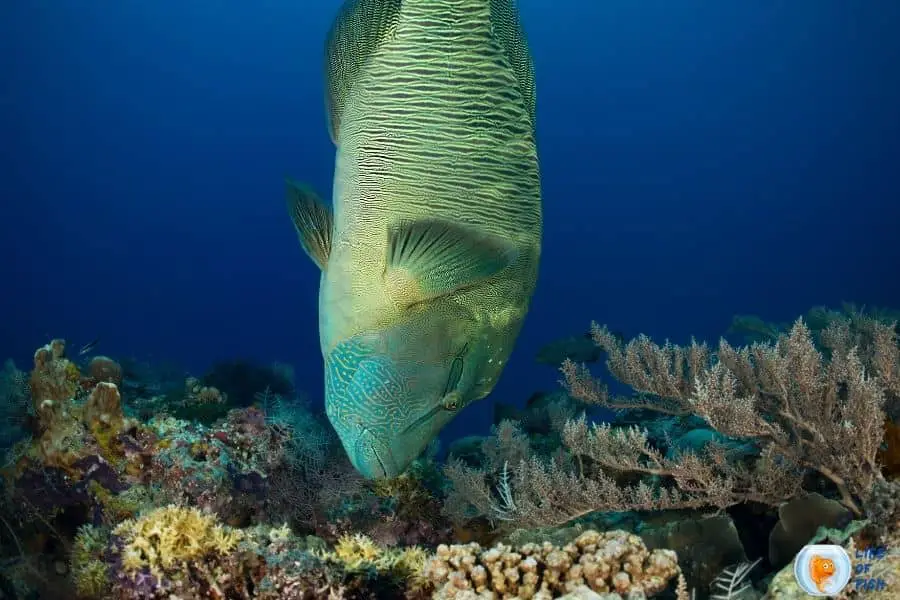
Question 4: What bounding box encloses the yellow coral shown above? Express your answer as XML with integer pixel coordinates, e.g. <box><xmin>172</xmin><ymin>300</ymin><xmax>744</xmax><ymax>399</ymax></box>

<box><xmin>113</xmin><ymin>505</ymin><xmax>242</xmax><ymax>578</ymax></box>
<box><xmin>329</xmin><ymin>533</ymin><xmax>384</xmax><ymax>569</ymax></box>
<box><xmin>325</xmin><ymin>534</ymin><xmax>428</xmax><ymax>582</ymax></box>
<box><xmin>386</xmin><ymin>545</ymin><xmax>429</xmax><ymax>577</ymax></box>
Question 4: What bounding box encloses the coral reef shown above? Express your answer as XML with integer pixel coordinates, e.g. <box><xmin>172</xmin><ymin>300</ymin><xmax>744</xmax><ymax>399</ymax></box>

<box><xmin>0</xmin><ymin>305</ymin><xmax>898</xmax><ymax>599</ymax></box>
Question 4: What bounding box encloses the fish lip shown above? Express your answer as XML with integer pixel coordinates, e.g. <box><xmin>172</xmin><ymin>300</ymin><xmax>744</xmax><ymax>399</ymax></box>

<box><xmin>371</xmin><ymin>445</ymin><xmax>389</xmax><ymax>478</ymax></box>
<box><xmin>353</xmin><ymin>429</ymin><xmax>398</xmax><ymax>479</ymax></box>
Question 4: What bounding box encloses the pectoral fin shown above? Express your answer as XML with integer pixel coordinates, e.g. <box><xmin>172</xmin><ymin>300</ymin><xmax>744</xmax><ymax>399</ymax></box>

<box><xmin>286</xmin><ymin>179</ymin><xmax>332</xmax><ymax>270</ymax></box>
<box><xmin>385</xmin><ymin>218</ymin><xmax>517</xmax><ymax>305</ymax></box>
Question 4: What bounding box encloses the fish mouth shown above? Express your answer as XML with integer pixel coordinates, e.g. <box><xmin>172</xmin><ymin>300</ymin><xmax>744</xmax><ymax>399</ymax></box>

<box><xmin>352</xmin><ymin>429</ymin><xmax>398</xmax><ymax>479</ymax></box>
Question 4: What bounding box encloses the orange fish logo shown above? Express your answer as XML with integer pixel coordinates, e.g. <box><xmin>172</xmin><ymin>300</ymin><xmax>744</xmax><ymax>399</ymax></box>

<box><xmin>809</xmin><ymin>554</ymin><xmax>836</xmax><ymax>592</ymax></box>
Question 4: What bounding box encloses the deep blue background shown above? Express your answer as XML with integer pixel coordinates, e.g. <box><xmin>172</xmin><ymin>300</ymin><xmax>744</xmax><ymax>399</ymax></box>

<box><xmin>3</xmin><ymin>1</ymin><xmax>899</xmax><ymax>443</ymax></box>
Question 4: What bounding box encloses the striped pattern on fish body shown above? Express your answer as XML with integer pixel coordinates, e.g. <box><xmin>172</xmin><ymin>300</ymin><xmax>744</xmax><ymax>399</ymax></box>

<box><xmin>286</xmin><ymin>0</ymin><xmax>541</xmax><ymax>478</ymax></box>
<box><xmin>325</xmin><ymin>0</ymin><xmax>540</xmax><ymax>340</ymax></box>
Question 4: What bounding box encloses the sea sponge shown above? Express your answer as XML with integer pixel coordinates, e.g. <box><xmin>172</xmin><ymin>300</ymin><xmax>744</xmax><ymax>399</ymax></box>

<box><xmin>29</xmin><ymin>339</ymin><xmax>79</xmax><ymax>424</ymax></box>
<box><xmin>113</xmin><ymin>505</ymin><xmax>242</xmax><ymax>578</ymax></box>
<box><xmin>84</xmin><ymin>382</ymin><xmax>126</xmax><ymax>428</ymax></box>
<box><xmin>83</xmin><ymin>382</ymin><xmax>132</xmax><ymax>463</ymax></box>
<box><xmin>424</xmin><ymin>529</ymin><xmax>680</xmax><ymax>600</ymax></box>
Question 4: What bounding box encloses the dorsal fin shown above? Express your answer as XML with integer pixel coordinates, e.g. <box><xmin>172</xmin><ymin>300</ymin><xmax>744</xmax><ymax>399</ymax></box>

<box><xmin>489</xmin><ymin>0</ymin><xmax>536</xmax><ymax>132</ymax></box>
<box><xmin>286</xmin><ymin>179</ymin><xmax>332</xmax><ymax>270</ymax></box>
<box><xmin>325</xmin><ymin>0</ymin><xmax>403</xmax><ymax>143</ymax></box>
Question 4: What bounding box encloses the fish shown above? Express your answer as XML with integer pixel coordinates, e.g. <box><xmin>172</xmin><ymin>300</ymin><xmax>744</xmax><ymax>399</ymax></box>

<box><xmin>78</xmin><ymin>338</ymin><xmax>99</xmax><ymax>356</ymax></box>
<box><xmin>809</xmin><ymin>554</ymin><xmax>836</xmax><ymax>593</ymax></box>
<box><xmin>286</xmin><ymin>0</ymin><xmax>542</xmax><ymax>478</ymax></box>
<box><xmin>535</xmin><ymin>332</ymin><xmax>602</xmax><ymax>365</ymax></box>
<box><xmin>535</xmin><ymin>330</ymin><xmax>625</xmax><ymax>366</ymax></box>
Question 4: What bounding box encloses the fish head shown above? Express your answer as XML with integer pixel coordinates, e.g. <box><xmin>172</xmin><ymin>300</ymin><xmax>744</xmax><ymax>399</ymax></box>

<box><xmin>314</xmin><ymin>216</ymin><xmax>531</xmax><ymax>479</ymax></box>
<box><xmin>324</xmin><ymin>300</ymin><xmax>499</xmax><ymax>479</ymax></box>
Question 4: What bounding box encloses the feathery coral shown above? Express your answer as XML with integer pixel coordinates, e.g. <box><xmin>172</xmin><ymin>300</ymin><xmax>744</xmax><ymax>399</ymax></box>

<box><xmin>555</xmin><ymin>317</ymin><xmax>895</xmax><ymax>518</ymax></box>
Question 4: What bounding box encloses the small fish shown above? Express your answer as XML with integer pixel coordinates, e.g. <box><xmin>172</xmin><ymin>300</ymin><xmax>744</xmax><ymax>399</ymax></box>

<box><xmin>78</xmin><ymin>338</ymin><xmax>99</xmax><ymax>356</ymax></box>
<box><xmin>535</xmin><ymin>330</ymin><xmax>625</xmax><ymax>365</ymax></box>
<box><xmin>536</xmin><ymin>333</ymin><xmax>603</xmax><ymax>365</ymax></box>
<box><xmin>809</xmin><ymin>554</ymin><xmax>836</xmax><ymax>593</ymax></box>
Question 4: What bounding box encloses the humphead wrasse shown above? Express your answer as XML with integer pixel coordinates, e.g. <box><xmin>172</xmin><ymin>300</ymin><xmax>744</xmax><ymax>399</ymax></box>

<box><xmin>287</xmin><ymin>0</ymin><xmax>542</xmax><ymax>478</ymax></box>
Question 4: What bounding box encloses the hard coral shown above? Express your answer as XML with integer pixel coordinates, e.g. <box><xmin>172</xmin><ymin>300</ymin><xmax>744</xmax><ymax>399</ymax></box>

<box><xmin>87</xmin><ymin>355</ymin><xmax>123</xmax><ymax>386</ymax></box>
<box><xmin>185</xmin><ymin>377</ymin><xmax>226</xmax><ymax>404</ymax></box>
<box><xmin>424</xmin><ymin>529</ymin><xmax>680</xmax><ymax>600</ymax></box>
<box><xmin>145</xmin><ymin>408</ymin><xmax>292</xmax><ymax>523</ymax></box>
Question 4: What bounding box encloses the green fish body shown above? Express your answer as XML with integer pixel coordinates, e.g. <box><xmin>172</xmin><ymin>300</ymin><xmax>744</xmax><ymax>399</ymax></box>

<box><xmin>287</xmin><ymin>0</ymin><xmax>541</xmax><ymax>478</ymax></box>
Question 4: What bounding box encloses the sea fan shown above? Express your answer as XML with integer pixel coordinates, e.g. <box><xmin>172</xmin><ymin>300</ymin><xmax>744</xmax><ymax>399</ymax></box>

<box><xmin>709</xmin><ymin>558</ymin><xmax>761</xmax><ymax>600</ymax></box>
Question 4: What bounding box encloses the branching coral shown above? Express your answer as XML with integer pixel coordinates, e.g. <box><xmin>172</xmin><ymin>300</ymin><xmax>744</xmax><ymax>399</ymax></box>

<box><xmin>444</xmin><ymin>314</ymin><xmax>897</xmax><ymax>531</ymax></box>
<box><xmin>561</xmin><ymin>317</ymin><xmax>893</xmax><ymax>516</ymax></box>
<box><xmin>330</xmin><ymin>532</ymin><xmax>384</xmax><ymax>568</ymax></box>
<box><xmin>424</xmin><ymin>529</ymin><xmax>680</xmax><ymax>599</ymax></box>
<box><xmin>321</xmin><ymin>531</ymin><xmax>429</xmax><ymax>580</ymax></box>
<box><xmin>112</xmin><ymin>505</ymin><xmax>242</xmax><ymax>578</ymax></box>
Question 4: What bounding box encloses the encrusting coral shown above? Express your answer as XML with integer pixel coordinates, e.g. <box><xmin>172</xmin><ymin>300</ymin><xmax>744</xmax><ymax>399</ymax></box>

<box><xmin>423</xmin><ymin>529</ymin><xmax>680</xmax><ymax>599</ymax></box>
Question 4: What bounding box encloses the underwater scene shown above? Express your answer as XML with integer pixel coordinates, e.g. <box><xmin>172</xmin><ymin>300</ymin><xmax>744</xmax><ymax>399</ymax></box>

<box><xmin>2</xmin><ymin>1</ymin><xmax>899</xmax><ymax>599</ymax></box>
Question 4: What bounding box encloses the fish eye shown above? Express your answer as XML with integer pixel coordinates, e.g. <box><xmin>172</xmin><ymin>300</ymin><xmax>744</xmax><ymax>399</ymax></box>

<box><xmin>442</xmin><ymin>391</ymin><xmax>462</xmax><ymax>411</ymax></box>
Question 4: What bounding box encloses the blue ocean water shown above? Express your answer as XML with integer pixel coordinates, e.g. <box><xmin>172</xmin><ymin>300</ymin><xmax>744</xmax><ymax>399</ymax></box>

<box><xmin>2</xmin><ymin>1</ymin><xmax>898</xmax><ymax>445</ymax></box>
